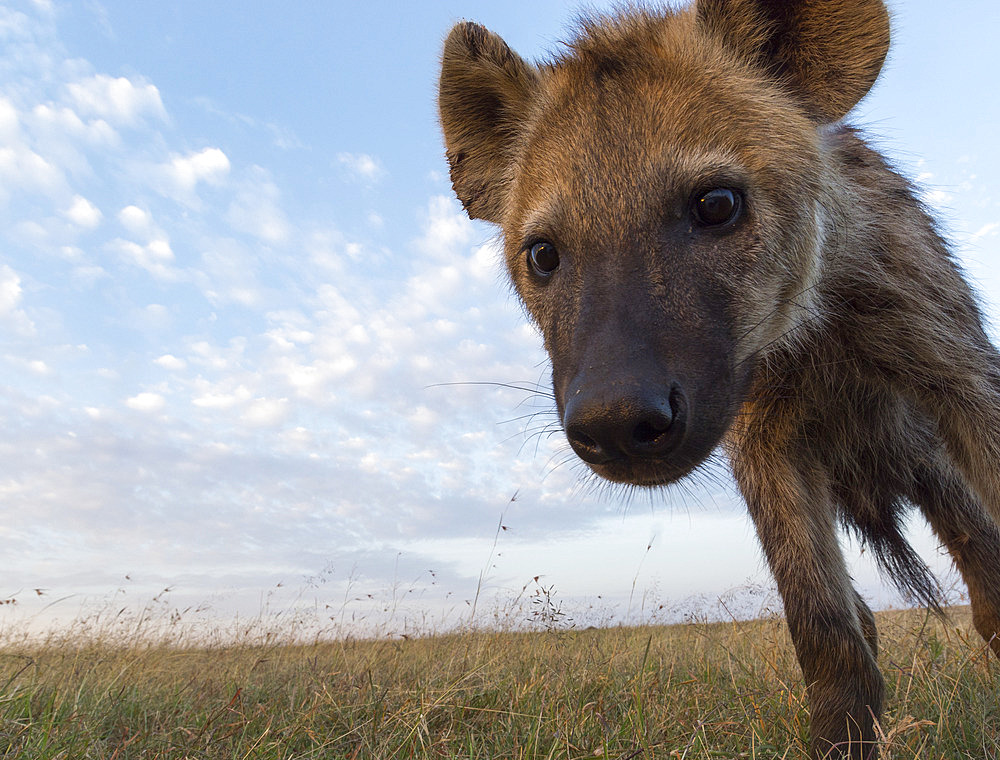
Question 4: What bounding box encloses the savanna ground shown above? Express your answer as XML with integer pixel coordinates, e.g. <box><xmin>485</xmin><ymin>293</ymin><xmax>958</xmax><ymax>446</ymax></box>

<box><xmin>0</xmin><ymin>590</ymin><xmax>997</xmax><ymax>759</ymax></box>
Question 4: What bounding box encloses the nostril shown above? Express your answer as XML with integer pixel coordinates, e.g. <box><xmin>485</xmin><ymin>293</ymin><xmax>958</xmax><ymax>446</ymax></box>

<box><xmin>568</xmin><ymin>428</ymin><xmax>598</xmax><ymax>451</ymax></box>
<box><xmin>566</xmin><ymin>424</ymin><xmax>614</xmax><ymax>465</ymax></box>
<box><xmin>563</xmin><ymin>383</ymin><xmax>688</xmax><ymax>465</ymax></box>
<box><xmin>632</xmin><ymin>416</ymin><xmax>671</xmax><ymax>445</ymax></box>
<box><xmin>669</xmin><ymin>385</ymin><xmax>684</xmax><ymax>419</ymax></box>
<box><xmin>627</xmin><ymin>402</ymin><xmax>674</xmax><ymax>454</ymax></box>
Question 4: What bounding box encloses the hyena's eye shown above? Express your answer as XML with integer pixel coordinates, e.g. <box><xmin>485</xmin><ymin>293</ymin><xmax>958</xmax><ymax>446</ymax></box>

<box><xmin>693</xmin><ymin>188</ymin><xmax>743</xmax><ymax>227</ymax></box>
<box><xmin>527</xmin><ymin>241</ymin><xmax>560</xmax><ymax>277</ymax></box>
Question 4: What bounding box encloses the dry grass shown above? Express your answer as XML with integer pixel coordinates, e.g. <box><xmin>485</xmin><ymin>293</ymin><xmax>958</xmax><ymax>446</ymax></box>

<box><xmin>0</xmin><ymin>602</ymin><xmax>997</xmax><ymax>758</ymax></box>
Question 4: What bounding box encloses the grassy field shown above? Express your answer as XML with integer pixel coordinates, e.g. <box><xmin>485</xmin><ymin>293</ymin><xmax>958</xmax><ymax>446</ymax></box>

<box><xmin>0</xmin><ymin>605</ymin><xmax>996</xmax><ymax>759</ymax></box>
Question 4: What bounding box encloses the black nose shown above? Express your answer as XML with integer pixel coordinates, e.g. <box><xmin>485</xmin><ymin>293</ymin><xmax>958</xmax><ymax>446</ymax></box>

<box><xmin>564</xmin><ymin>385</ymin><xmax>687</xmax><ymax>465</ymax></box>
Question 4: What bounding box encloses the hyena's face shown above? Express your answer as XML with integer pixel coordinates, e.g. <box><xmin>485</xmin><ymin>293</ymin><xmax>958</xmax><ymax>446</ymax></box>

<box><xmin>502</xmin><ymin>49</ymin><xmax>826</xmax><ymax>485</ymax></box>
<box><xmin>439</xmin><ymin>5</ymin><xmax>889</xmax><ymax>486</ymax></box>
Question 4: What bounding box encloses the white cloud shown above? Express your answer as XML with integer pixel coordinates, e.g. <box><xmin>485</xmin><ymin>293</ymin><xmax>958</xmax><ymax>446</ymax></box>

<box><xmin>4</xmin><ymin>354</ymin><xmax>51</xmax><ymax>375</ymax></box>
<box><xmin>416</xmin><ymin>195</ymin><xmax>476</xmax><ymax>259</ymax></box>
<box><xmin>139</xmin><ymin>238</ymin><xmax>174</xmax><ymax>265</ymax></box>
<box><xmin>65</xmin><ymin>74</ymin><xmax>166</xmax><ymax>127</ymax></box>
<box><xmin>26</xmin><ymin>358</ymin><xmax>50</xmax><ymax>375</ymax></box>
<box><xmin>263</xmin><ymin>312</ymin><xmax>314</xmax><ymax>350</ymax></box>
<box><xmin>278</xmin><ymin>355</ymin><xmax>358</xmax><ymax>402</ymax></box>
<box><xmin>111</xmin><ymin>236</ymin><xmax>179</xmax><ymax>282</ymax></box>
<box><xmin>118</xmin><ymin>204</ymin><xmax>151</xmax><ymax>234</ymax></box>
<box><xmin>0</xmin><ymin>264</ymin><xmax>24</xmax><ymax>314</ymax></box>
<box><xmin>155</xmin><ymin>354</ymin><xmax>187</xmax><ymax>371</ymax></box>
<box><xmin>241</xmin><ymin>397</ymin><xmax>290</xmax><ymax>427</ymax></box>
<box><xmin>71</xmin><ymin>264</ymin><xmax>107</xmax><ymax>286</ymax></box>
<box><xmin>0</xmin><ymin>7</ymin><xmax>32</xmax><ymax>40</ymax></box>
<box><xmin>0</xmin><ymin>97</ymin><xmax>20</xmax><ymax>141</ymax></box>
<box><xmin>138</xmin><ymin>303</ymin><xmax>171</xmax><ymax>330</ymax></box>
<box><xmin>64</xmin><ymin>194</ymin><xmax>102</xmax><ymax>228</ymax></box>
<box><xmin>302</xmin><ymin>229</ymin><xmax>372</xmax><ymax>274</ymax></box>
<box><xmin>226</xmin><ymin>166</ymin><xmax>289</xmax><ymax>243</ymax></box>
<box><xmin>469</xmin><ymin>243</ymin><xmax>499</xmax><ymax>281</ymax></box>
<box><xmin>197</xmin><ymin>237</ymin><xmax>261</xmax><ymax>307</ymax></box>
<box><xmin>0</xmin><ymin>143</ymin><xmax>65</xmax><ymax>200</ymax></box>
<box><xmin>112</xmin><ymin>207</ymin><xmax>181</xmax><ymax>281</ymax></box>
<box><xmin>30</xmin><ymin>104</ymin><xmax>119</xmax><ymax>148</ymax></box>
<box><xmin>125</xmin><ymin>392</ymin><xmax>166</xmax><ymax>413</ymax></box>
<box><xmin>158</xmin><ymin>147</ymin><xmax>230</xmax><ymax>197</ymax></box>
<box><xmin>971</xmin><ymin>222</ymin><xmax>999</xmax><ymax>242</ymax></box>
<box><xmin>338</xmin><ymin>151</ymin><xmax>385</xmax><ymax>183</ymax></box>
<box><xmin>407</xmin><ymin>405</ymin><xmax>438</xmax><ymax>429</ymax></box>
<box><xmin>0</xmin><ymin>264</ymin><xmax>35</xmax><ymax>335</ymax></box>
<box><xmin>189</xmin><ymin>339</ymin><xmax>246</xmax><ymax>371</ymax></box>
<box><xmin>192</xmin><ymin>383</ymin><xmax>252</xmax><ymax>410</ymax></box>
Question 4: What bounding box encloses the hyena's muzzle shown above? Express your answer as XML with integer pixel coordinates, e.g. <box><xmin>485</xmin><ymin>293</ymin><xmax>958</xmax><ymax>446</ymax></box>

<box><xmin>549</xmin><ymin>267</ymin><xmax>747</xmax><ymax>488</ymax></box>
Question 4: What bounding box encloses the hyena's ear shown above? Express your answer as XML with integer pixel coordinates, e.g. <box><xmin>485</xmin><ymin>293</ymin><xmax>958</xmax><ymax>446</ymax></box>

<box><xmin>438</xmin><ymin>22</ymin><xmax>539</xmax><ymax>223</ymax></box>
<box><xmin>696</xmin><ymin>0</ymin><xmax>890</xmax><ymax>123</ymax></box>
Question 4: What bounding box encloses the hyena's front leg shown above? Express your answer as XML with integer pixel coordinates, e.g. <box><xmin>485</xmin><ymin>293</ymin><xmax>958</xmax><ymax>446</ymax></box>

<box><xmin>934</xmin><ymin>381</ymin><xmax>1000</xmax><ymax>529</ymax></box>
<box><xmin>907</xmin><ymin>450</ymin><xmax>1000</xmax><ymax>656</ymax></box>
<box><xmin>899</xmin><ymin>331</ymin><xmax>1000</xmax><ymax>527</ymax></box>
<box><xmin>732</xmin><ymin>448</ymin><xmax>884</xmax><ymax>760</ymax></box>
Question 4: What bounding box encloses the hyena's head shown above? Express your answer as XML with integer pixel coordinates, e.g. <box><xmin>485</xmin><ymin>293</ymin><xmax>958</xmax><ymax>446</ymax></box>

<box><xmin>438</xmin><ymin>0</ymin><xmax>889</xmax><ymax>486</ymax></box>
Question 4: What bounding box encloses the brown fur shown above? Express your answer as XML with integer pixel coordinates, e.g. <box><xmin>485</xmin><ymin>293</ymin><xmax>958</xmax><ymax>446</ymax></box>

<box><xmin>437</xmin><ymin>2</ymin><xmax>1000</xmax><ymax>758</ymax></box>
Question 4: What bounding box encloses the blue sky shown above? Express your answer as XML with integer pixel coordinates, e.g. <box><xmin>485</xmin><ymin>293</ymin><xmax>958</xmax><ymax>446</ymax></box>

<box><xmin>0</xmin><ymin>0</ymin><xmax>998</xmax><ymax>636</ymax></box>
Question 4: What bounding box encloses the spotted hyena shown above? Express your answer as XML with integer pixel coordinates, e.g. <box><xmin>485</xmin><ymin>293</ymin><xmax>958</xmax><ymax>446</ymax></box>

<box><xmin>437</xmin><ymin>1</ymin><xmax>1000</xmax><ymax>757</ymax></box>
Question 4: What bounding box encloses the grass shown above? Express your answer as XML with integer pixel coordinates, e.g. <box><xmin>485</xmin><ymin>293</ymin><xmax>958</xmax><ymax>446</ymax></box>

<box><xmin>0</xmin><ymin>604</ymin><xmax>997</xmax><ymax>759</ymax></box>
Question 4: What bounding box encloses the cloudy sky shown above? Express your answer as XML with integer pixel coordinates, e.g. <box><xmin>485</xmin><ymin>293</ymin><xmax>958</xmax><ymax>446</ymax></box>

<box><xmin>0</xmin><ymin>0</ymin><xmax>998</xmax><ymax>637</ymax></box>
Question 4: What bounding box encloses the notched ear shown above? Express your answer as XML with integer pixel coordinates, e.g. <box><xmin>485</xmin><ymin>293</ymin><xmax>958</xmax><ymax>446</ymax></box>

<box><xmin>438</xmin><ymin>22</ymin><xmax>539</xmax><ymax>223</ymax></box>
<box><xmin>697</xmin><ymin>0</ymin><xmax>891</xmax><ymax>123</ymax></box>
